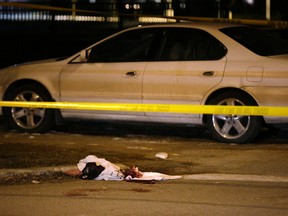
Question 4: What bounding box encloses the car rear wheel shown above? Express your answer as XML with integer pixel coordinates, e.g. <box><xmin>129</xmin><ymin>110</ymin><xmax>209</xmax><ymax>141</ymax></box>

<box><xmin>206</xmin><ymin>91</ymin><xmax>262</xmax><ymax>144</ymax></box>
<box><xmin>3</xmin><ymin>84</ymin><xmax>55</xmax><ymax>133</ymax></box>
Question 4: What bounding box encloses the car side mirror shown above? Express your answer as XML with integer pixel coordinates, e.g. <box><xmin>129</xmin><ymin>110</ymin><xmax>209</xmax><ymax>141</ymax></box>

<box><xmin>80</xmin><ymin>50</ymin><xmax>88</xmax><ymax>62</ymax></box>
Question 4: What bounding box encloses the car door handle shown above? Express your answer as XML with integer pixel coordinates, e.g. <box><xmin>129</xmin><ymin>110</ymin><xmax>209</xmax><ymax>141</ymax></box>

<box><xmin>125</xmin><ymin>71</ymin><xmax>138</xmax><ymax>77</ymax></box>
<box><xmin>202</xmin><ymin>71</ymin><xmax>215</xmax><ymax>76</ymax></box>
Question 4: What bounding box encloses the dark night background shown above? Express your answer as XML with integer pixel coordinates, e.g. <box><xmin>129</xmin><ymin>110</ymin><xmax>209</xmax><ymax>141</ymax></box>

<box><xmin>0</xmin><ymin>0</ymin><xmax>287</xmax><ymax>69</ymax></box>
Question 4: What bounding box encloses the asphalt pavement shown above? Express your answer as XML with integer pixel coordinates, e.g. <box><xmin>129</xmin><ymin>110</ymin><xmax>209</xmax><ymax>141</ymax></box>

<box><xmin>1</xmin><ymin>116</ymin><xmax>288</xmax><ymax>185</ymax></box>
<box><xmin>1</xmin><ymin>117</ymin><xmax>288</xmax><ymax>215</ymax></box>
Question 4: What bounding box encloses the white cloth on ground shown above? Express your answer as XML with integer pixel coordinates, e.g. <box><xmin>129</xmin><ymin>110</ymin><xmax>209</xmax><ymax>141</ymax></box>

<box><xmin>77</xmin><ymin>155</ymin><xmax>124</xmax><ymax>181</ymax></box>
<box><xmin>125</xmin><ymin>172</ymin><xmax>182</xmax><ymax>181</ymax></box>
<box><xmin>77</xmin><ymin>155</ymin><xmax>182</xmax><ymax>181</ymax></box>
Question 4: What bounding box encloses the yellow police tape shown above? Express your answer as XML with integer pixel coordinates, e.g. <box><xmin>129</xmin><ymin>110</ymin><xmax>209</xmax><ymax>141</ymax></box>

<box><xmin>0</xmin><ymin>101</ymin><xmax>287</xmax><ymax>116</ymax></box>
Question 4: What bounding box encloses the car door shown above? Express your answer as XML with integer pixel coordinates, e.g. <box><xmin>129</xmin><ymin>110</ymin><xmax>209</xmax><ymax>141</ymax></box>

<box><xmin>143</xmin><ymin>27</ymin><xmax>227</xmax><ymax>121</ymax></box>
<box><xmin>59</xmin><ymin>28</ymin><xmax>159</xmax><ymax>117</ymax></box>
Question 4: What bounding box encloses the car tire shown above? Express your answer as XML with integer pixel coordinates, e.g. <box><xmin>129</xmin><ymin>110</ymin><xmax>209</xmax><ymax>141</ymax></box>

<box><xmin>206</xmin><ymin>91</ymin><xmax>262</xmax><ymax>144</ymax></box>
<box><xmin>3</xmin><ymin>84</ymin><xmax>55</xmax><ymax>133</ymax></box>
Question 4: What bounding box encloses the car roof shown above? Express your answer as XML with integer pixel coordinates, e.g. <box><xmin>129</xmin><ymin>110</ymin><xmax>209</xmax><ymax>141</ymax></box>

<box><xmin>134</xmin><ymin>22</ymin><xmax>242</xmax><ymax>31</ymax></box>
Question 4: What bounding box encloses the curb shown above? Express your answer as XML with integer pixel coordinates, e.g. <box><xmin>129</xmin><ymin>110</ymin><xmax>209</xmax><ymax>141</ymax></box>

<box><xmin>1</xmin><ymin>167</ymin><xmax>288</xmax><ymax>183</ymax></box>
<box><xmin>0</xmin><ymin>163</ymin><xmax>129</xmax><ymax>178</ymax></box>
<box><xmin>0</xmin><ymin>166</ymin><xmax>75</xmax><ymax>177</ymax></box>
<box><xmin>183</xmin><ymin>173</ymin><xmax>288</xmax><ymax>183</ymax></box>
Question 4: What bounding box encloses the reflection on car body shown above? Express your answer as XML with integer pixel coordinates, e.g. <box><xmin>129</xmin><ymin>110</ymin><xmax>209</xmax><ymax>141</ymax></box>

<box><xmin>0</xmin><ymin>22</ymin><xmax>288</xmax><ymax>143</ymax></box>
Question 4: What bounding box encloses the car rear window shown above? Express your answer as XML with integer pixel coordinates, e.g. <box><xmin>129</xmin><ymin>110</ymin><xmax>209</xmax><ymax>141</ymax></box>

<box><xmin>158</xmin><ymin>28</ymin><xmax>227</xmax><ymax>61</ymax></box>
<box><xmin>220</xmin><ymin>27</ymin><xmax>288</xmax><ymax>56</ymax></box>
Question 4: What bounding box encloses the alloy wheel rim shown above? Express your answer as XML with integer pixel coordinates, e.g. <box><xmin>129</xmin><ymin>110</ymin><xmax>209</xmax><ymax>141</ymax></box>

<box><xmin>11</xmin><ymin>91</ymin><xmax>45</xmax><ymax>129</ymax></box>
<box><xmin>212</xmin><ymin>98</ymin><xmax>251</xmax><ymax>139</ymax></box>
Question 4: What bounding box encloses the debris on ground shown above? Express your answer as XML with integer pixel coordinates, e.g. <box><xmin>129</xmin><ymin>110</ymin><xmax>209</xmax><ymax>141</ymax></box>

<box><xmin>64</xmin><ymin>155</ymin><xmax>181</xmax><ymax>181</ymax></box>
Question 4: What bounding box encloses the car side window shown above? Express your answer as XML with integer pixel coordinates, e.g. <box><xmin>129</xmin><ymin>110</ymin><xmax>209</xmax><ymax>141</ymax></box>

<box><xmin>87</xmin><ymin>28</ymin><xmax>159</xmax><ymax>63</ymax></box>
<box><xmin>158</xmin><ymin>28</ymin><xmax>227</xmax><ymax>61</ymax></box>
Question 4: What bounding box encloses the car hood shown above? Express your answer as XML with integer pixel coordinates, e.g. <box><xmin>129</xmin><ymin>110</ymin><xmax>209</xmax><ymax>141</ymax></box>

<box><xmin>268</xmin><ymin>54</ymin><xmax>288</xmax><ymax>60</ymax></box>
<box><xmin>13</xmin><ymin>57</ymin><xmax>68</xmax><ymax>67</ymax></box>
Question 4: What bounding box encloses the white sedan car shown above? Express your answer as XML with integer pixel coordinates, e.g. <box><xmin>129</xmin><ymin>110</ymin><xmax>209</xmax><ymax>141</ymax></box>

<box><xmin>0</xmin><ymin>23</ymin><xmax>288</xmax><ymax>143</ymax></box>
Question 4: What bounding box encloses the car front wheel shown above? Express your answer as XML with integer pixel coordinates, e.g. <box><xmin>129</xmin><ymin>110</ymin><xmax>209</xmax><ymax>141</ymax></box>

<box><xmin>3</xmin><ymin>84</ymin><xmax>55</xmax><ymax>133</ymax></box>
<box><xmin>206</xmin><ymin>91</ymin><xmax>262</xmax><ymax>144</ymax></box>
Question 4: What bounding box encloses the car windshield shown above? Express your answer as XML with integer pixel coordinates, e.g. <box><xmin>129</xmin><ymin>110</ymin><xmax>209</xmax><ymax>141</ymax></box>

<box><xmin>220</xmin><ymin>26</ymin><xmax>288</xmax><ymax>56</ymax></box>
